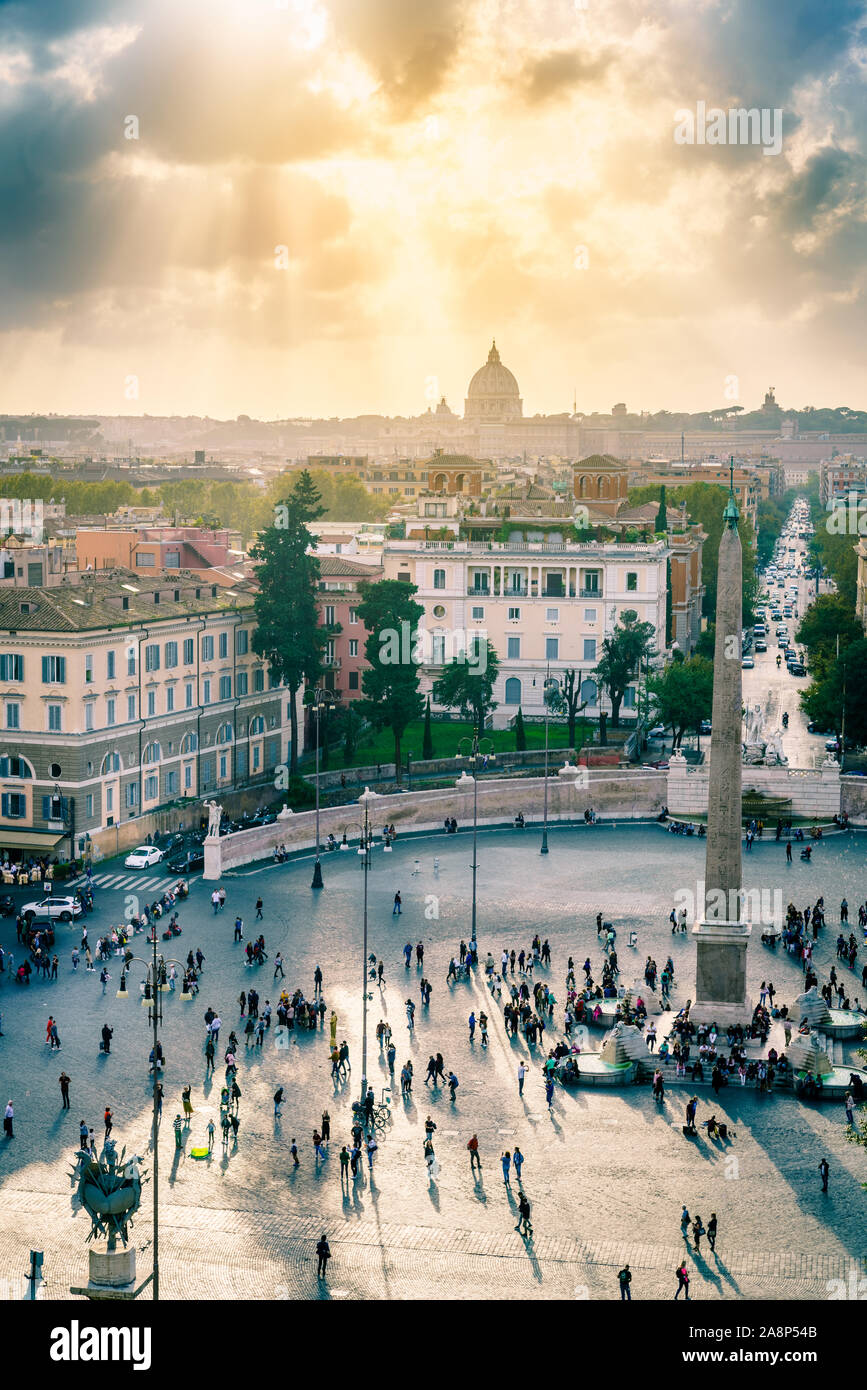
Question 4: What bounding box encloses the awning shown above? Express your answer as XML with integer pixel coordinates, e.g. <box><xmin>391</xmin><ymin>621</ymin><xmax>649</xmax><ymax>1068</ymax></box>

<box><xmin>0</xmin><ymin>830</ymin><xmax>66</xmax><ymax>850</ymax></box>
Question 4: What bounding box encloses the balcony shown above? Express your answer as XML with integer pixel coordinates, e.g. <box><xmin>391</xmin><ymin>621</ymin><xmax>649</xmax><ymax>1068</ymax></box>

<box><xmin>467</xmin><ymin>586</ymin><xmax>490</xmax><ymax>597</ymax></box>
<box><xmin>322</xmin><ymin>657</ymin><xmax>342</xmax><ymax>669</ymax></box>
<box><xmin>579</xmin><ymin>587</ymin><xmax>601</xmax><ymax>598</ymax></box>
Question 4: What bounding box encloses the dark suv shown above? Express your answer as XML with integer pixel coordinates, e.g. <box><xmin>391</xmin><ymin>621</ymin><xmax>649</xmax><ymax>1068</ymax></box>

<box><xmin>165</xmin><ymin>847</ymin><xmax>205</xmax><ymax>875</ymax></box>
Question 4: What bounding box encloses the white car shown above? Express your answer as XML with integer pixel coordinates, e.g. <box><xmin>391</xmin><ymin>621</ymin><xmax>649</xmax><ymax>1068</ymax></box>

<box><xmin>124</xmin><ymin>845</ymin><xmax>164</xmax><ymax>869</ymax></box>
<box><xmin>22</xmin><ymin>896</ymin><xmax>82</xmax><ymax>923</ymax></box>
<box><xmin>648</xmin><ymin>724</ymin><xmax>667</xmax><ymax>739</ymax></box>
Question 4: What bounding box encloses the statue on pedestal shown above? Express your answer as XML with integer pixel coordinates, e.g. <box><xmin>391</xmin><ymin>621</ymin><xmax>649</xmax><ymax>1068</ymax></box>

<box><xmin>204</xmin><ymin>800</ymin><xmax>223</xmax><ymax>837</ymax></box>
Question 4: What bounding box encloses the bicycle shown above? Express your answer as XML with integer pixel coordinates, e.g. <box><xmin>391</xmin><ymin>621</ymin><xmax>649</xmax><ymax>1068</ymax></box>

<box><xmin>352</xmin><ymin>1087</ymin><xmax>392</xmax><ymax>1133</ymax></box>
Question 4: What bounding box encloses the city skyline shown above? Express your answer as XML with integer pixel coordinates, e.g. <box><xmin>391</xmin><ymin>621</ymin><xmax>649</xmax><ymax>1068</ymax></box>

<box><xmin>0</xmin><ymin>0</ymin><xmax>865</xmax><ymax>420</ymax></box>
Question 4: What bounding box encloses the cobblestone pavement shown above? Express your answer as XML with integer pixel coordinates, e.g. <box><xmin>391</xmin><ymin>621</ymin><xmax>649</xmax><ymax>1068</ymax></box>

<box><xmin>0</xmin><ymin>825</ymin><xmax>865</xmax><ymax>1300</ymax></box>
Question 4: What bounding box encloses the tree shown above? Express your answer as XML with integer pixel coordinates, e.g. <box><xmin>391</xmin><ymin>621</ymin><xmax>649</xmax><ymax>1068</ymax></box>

<box><xmin>546</xmin><ymin>668</ymin><xmax>586</xmax><ymax>749</ymax></box>
<box><xmin>596</xmin><ymin>610</ymin><xmax>656</xmax><ymax>727</ymax></box>
<box><xmin>655</xmin><ymin>485</ymin><xmax>668</xmax><ymax>532</ymax></box>
<box><xmin>695</xmin><ymin>624</ymin><xmax>715</xmax><ymax>660</ymax></box>
<box><xmin>795</xmin><ymin>594</ymin><xmax>862</xmax><ymax>682</ymax></box>
<box><xmin>355</xmin><ymin>578</ymin><xmax>425</xmax><ymax>785</ymax></box>
<box><xmin>249</xmin><ymin>471</ymin><xmax>326</xmax><ymax>775</ymax></box>
<box><xmin>432</xmin><ymin>639</ymin><xmax>500</xmax><ymax>731</ymax></box>
<box><xmin>802</xmin><ymin>638</ymin><xmax>867</xmax><ymax>745</ymax></box>
<box><xmin>422</xmin><ymin>696</ymin><xmax>434</xmax><ymax>760</ymax></box>
<box><xmin>343</xmin><ymin>705</ymin><xmax>356</xmax><ymax>767</ymax></box>
<box><xmin>514</xmin><ymin>706</ymin><xmax>527</xmax><ymax>750</ymax></box>
<box><xmin>648</xmin><ymin>656</ymin><xmax>714</xmax><ymax>747</ymax></box>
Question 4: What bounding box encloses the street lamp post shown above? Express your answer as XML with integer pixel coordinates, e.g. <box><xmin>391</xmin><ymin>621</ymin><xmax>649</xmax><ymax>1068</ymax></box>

<box><xmin>456</xmin><ymin>730</ymin><xmax>495</xmax><ymax>946</ymax></box>
<box><xmin>117</xmin><ymin>939</ymin><xmax>186</xmax><ymax>1303</ymax></box>
<box><xmin>346</xmin><ymin>793</ymin><xmax>375</xmax><ymax>1103</ymax></box>
<box><xmin>307</xmin><ymin>686</ymin><xmax>335</xmax><ymax>889</ymax></box>
<box><xmin>541</xmin><ymin>668</ymin><xmax>551</xmax><ymax>854</ymax></box>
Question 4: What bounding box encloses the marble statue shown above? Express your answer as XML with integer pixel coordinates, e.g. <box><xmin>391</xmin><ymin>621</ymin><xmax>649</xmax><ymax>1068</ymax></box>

<box><xmin>205</xmin><ymin>800</ymin><xmax>223</xmax><ymax>837</ymax></box>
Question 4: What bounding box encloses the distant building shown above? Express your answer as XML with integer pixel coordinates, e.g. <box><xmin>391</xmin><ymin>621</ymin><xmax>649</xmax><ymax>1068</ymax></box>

<box><xmin>314</xmin><ymin>555</ymin><xmax>383</xmax><ymax>701</ymax></box>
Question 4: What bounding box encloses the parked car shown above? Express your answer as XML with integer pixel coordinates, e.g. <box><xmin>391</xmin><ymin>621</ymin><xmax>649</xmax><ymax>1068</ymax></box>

<box><xmin>22</xmin><ymin>895</ymin><xmax>82</xmax><ymax>923</ymax></box>
<box><xmin>648</xmin><ymin>724</ymin><xmax>667</xmax><ymax>739</ymax></box>
<box><xmin>165</xmin><ymin>847</ymin><xmax>205</xmax><ymax>875</ymax></box>
<box><xmin>699</xmin><ymin>720</ymin><xmax>712</xmax><ymax>734</ymax></box>
<box><xmin>124</xmin><ymin>845</ymin><xmax>164</xmax><ymax>869</ymax></box>
<box><xmin>807</xmin><ymin>722</ymin><xmax>833</xmax><ymax>735</ymax></box>
<box><xmin>152</xmin><ymin>831</ymin><xmax>186</xmax><ymax>854</ymax></box>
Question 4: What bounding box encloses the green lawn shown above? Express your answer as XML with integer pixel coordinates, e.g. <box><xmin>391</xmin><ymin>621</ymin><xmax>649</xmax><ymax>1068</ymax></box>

<box><xmin>322</xmin><ymin>717</ymin><xmax>593</xmax><ymax>770</ymax></box>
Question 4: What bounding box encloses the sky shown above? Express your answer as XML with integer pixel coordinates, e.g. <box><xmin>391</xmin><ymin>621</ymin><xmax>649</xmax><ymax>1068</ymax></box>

<box><xmin>0</xmin><ymin>0</ymin><xmax>865</xmax><ymax>421</ymax></box>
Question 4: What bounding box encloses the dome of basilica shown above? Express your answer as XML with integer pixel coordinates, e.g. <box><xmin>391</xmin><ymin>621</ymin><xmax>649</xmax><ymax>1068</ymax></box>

<box><xmin>464</xmin><ymin>341</ymin><xmax>523</xmax><ymax>422</ymax></box>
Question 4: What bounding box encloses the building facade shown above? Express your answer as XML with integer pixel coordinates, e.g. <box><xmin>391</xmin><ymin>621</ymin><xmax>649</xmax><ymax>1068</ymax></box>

<box><xmin>315</xmin><ymin>556</ymin><xmax>383</xmax><ymax>701</ymax></box>
<box><xmin>0</xmin><ymin>571</ymin><xmax>293</xmax><ymax>857</ymax></box>
<box><xmin>383</xmin><ymin>537</ymin><xmax>671</xmax><ymax>729</ymax></box>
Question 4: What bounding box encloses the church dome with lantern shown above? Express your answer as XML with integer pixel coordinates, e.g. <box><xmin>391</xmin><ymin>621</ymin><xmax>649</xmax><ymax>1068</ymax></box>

<box><xmin>464</xmin><ymin>340</ymin><xmax>523</xmax><ymax>422</ymax></box>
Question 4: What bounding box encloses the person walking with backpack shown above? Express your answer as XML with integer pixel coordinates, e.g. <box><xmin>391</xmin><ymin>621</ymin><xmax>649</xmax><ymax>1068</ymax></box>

<box><xmin>617</xmin><ymin>1264</ymin><xmax>632</xmax><ymax>1300</ymax></box>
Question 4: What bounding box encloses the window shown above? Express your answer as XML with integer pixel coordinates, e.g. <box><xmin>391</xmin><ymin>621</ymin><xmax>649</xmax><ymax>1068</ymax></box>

<box><xmin>165</xmin><ymin>641</ymin><xmax>178</xmax><ymax>668</ymax></box>
<box><xmin>623</xmin><ymin>686</ymin><xmax>637</xmax><ymax>708</ymax></box>
<box><xmin>106</xmin><ymin>698</ymin><xmax>116</xmax><ymax>727</ymax></box>
<box><xmin>546</xmin><ymin>608</ymin><xmax>559</xmax><ymax>622</ymax></box>
<box><xmin>219</xmin><ymin>632</ymin><xmax>228</xmax><ymax>659</ymax></box>
<box><xmin>144</xmin><ymin>644</ymin><xmax>160</xmax><ymax>672</ymax></box>
<box><xmin>106</xmin><ymin>650</ymin><xmax>115</xmax><ymax>680</ymax></box>
<box><xmin>184</xmin><ymin>764</ymin><xmax>192</xmax><ymax>790</ymax></box>
<box><xmin>86</xmin><ymin>793</ymin><xmax>93</xmax><ymax>818</ymax></box>
<box><xmin>236</xmin><ymin>628</ymin><xmax>248</xmax><ymax>654</ymax></box>
<box><xmin>127</xmin><ymin>648</ymin><xmax>136</xmax><ymax>676</ymax></box>
<box><xmin>349</xmin><ymin>639</ymin><xmax>358</xmax><ymax>657</ymax></box>
<box><xmin>125</xmin><ymin>783</ymin><xmax>139</xmax><ymax>809</ymax></box>
<box><xmin>106</xmin><ymin>786</ymin><xmax>113</xmax><ymax>812</ymax></box>
<box><xmin>0</xmin><ymin>755</ymin><xmax>30</xmax><ymax>777</ymax></box>
<box><xmin>507</xmin><ymin>636</ymin><xmax>521</xmax><ymax>659</ymax></box>
<box><xmin>143</xmin><ymin>741</ymin><xmax>161</xmax><ymax>764</ymax></box>
<box><xmin>219</xmin><ymin>675</ymin><xmax>231</xmax><ymax>700</ymax></box>
<box><xmin>166</xmin><ymin>687</ymin><xmax>174</xmax><ymax>713</ymax></box>
<box><xmin>508</xmin><ymin>607</ymin><xmax>521</xmax><ymax>621</ymax></box>
<box><xmin>164</xmin><ymin>551</ymin><xmax>180</xmax><ymax>568</ymax></box>
<box><xmin>48</xmin><ymin>705</ymin><xmax>62</xmax><ymax>731</ymax></box>
<box><xmin>626</xmin><ymin>572</ymin><xmax>638</xmax><ymax>592</ymax></box>
<box><xmin>545</xmin><ymin>637</ymin><xmax>559</xmax><ymax>661</ymax></box>
<box><xmin>236</xmin><ymin>671</ymin><xmax>248</xmax><ymax>696</ymax></box>
<box><xmin>1</xmin><ymin>792</ymin><xmax>24</xmax><ymax>818</ymax></box>
<box><xmin>144</xmin><ymin>775</ymin><xmax>158</xmax><ymax>800</ymax></box>
<box><xmin>203</xmin><ymin>679</ymin><xmax>211</xmax><ymax>703</ymax></box>
<box><xmin>584</xmin><ymin>608</ymin><xmax>597</xmax><ymax>622</ymax></box>
<box><xmin>202</xmin><ymin>635</ymin><xmax>214</xmax><ymax>661</ymax></box>
<box><xmin>85</xmin><ymin>653</ymin><xmax>93</xmax><ymax>683</ymax></box>
<box><xmin>101</xmin><ymin>752</ymin><xmax>121</xmax><ymax>774</ymax></box>
<box><xmin>505</xmin><ymin>677</ymin><xmax>522</xmax><ymax>705</ymax></box>
<box><xmin>348</xmin><ymin>670</ymin><xmax>359</xmax><ymax>690</ymax></box>
<box><xmin>252</xmin><ymin>744</ymin><xmax>261</xmax><ymax>771</ymax></box>
<box><xmin>250</xmin><ymin>715</ymin><xmax>265</xmax><ymax>736</ymax></box>
<box><xmin>181</xmin><ymin>732</ymin><xmax>198</xmax><ymax>753</ymax></box>
<box><xmin>183</xmin><ymin>638</ymin><xmax>194</xmax><ymax>665</ymax></box>
<box><xmin>201</xmin><ymin>758</ymin><xmax>213</xmax><ymax>786</ymax></box>
<box><xmin>42</xmin><ymin>794</ymin><xmax>65</xmax><ymax>821</ymax></box>
<box><xmin>165</xmin><ymin>769</ymin><xmax>178</xmax><ymax>795</ymax></box>
<box><xmin>219</xmin><ymin>754</ymin><xmax>228</xmax><ymax>779</ymax></box>
<box><xmin>127</xmin><ymin>693</ymin><xmax>136</xmax><ymax>721</ymax></box>
<box><xmin>147</xmin><ymin>691</ymin><xmax>156</xmax><ymax>717</ymax></box>
<box><xmin>0</xmin><ymin>654</ymin><xmax>23</xmax><ymax>682</ymax></box>
<box><xmin>135</xmin><ymin>552</ymin><xmax>156</xmax><ymax>567</ymax></box>
<box><xmin>580</xmin><ymin>678</ymin><xmax>598</xmax><ymax>705</ymax></box>
<box><xmin>26</xmin><ymin>562</ymin><xmax>43</xmax><ymax>586</ymax></box>
<box><xmin>41</xmin><ymin>655</ymin><xmax>66</xmax><ymax>684</ymax></box>
<box><xmin>185</xmin><ymin>682</ymin><xmax>194</xmax><ymax>709</ymax></box>
<box><xmin>253</xmin><ymin>669</ymin><xmax>264</xmax><ymax>692</ymax></box>
<box><xmin>583</xmin><ymin>638</ymin><xmax>597</xmax><ymax>662</ymax></box>
<box><xmin>472</xmin><ymin>606</ymin><xmax>485</xmax><ymax>621</ymax></box>
<box><xmin>433</xmin><ymin>568</ymin><xmax>446</xmax><ymax>589</ymax></box>
<box><xmin>349</xmin><ymin>609</ymin><xmax>358</xmax><ymax>625</ymax></box>
<box><xmin>325</xmin><ymin>606</ymin><xmax>335</xmax><ymax>627</ymax></box>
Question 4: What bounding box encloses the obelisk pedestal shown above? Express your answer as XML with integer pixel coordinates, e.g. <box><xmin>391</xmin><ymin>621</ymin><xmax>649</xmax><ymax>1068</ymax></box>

<box><xmin>691</xmin><ymin>480</ymin><xmax>753</xmax><ymax>1026</ymax></box>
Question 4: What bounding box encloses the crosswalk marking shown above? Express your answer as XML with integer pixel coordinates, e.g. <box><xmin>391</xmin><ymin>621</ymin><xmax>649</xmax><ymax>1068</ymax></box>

<box><xmin>70</xmin><ymin>871</ymin><xmax>166</xmax><ymax>892</ymax></box>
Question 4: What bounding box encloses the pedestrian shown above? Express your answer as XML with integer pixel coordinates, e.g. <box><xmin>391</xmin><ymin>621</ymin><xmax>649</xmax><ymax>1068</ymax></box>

<box><xmin>330</xmin><ymin>1010</ymin><xmax>338</xmax><ymax>1045</ymax></box>
<box><xmin>467</xmin><ymin>1134</ymin><xmax>482</xmax><ymax>1172</ymax></box>
<box><xmin>692</xmin><ymin>1215</ymin><xmax>704</xmax><ymax>1252</ymax></box>
<box><xmin>234</xmin><ymin>916</ymin><xmax>243</xmax><ymax>943</ymax></box>
<box><xmin>290</xmin><ymin>1137</ymin><xmax>299</xmax><ymax>1167</ymax></box>
<box><xmin>207</xmin><ymin>1120</ymin><xmax>215</xmax><ymax>1153</ymax></box>
<box><xmin>501</xmin><ymin>1150</ymin><xmax>512</xmax><ymax>1184</ymax></box>
<box><xmin>182</xmin><ymin>1084</ymin><xmax>193</xmax><ymax>1121</ymax></box>
<box><xmin>518</xmin><ymin>1062</ymin><xmax>527</xmax><ymax>1096</ymax></box>
<box><xmin>707</xmin><ymin>1213</ymin><xmax>717</xmax><ymax>1253</ymax></box>
<box><xmin>71</xmin><ymin>948</ymin><xmax>80</xmax><ymax>972</ymax></box>
<box><xmin>393</xmin><ymin>892</ymin><xmax>402</xmax><ymax>915</ymax></box>
<box><xmin>468</xmin><ymin>1011</ymin><xmax>476</xmax><ymax>1041</ymax></box>
<box><xmin>545</xmin><ymin>1077</ymin><xmax>555</xmax><ymax>1109</ymax></box>
<box><xmin>367</xmin><ymin>1136</ymin><xmax>378</xmax><ymax>1169</ymax></box>
<box><xmin>321</xmin><ymin>1109</ymin><xmax>331</xmax><ymax>1142</ymax></box>
<box><xmin>255</xmin><ymin>897</ymin><xmax>263</xmax><ymax>920</ymax></box>
<box><xmin>3</xmin><ymin>1101</ymin><xmax>13</xmax><ymax>1139</ymax></box>
<box><xmin>515</xmin><ymin>1191</ymin><xmax>532</xmax><ymax>1237</ymax></box>
<box><xmin>674</xmin><ymin>1263</ymin><xmax>690</xmax><ymax>1300</ymax></box>
<box><xmin>274</xmin><ymin>1087</ymin><xmax>284</xmax><ymax>1118</ymax></box>
<box><xmin>104</xmin><ymin>1107</ymin><xmax>113</xmax><ymax>1140</ymax></box>
<box><xmin>273</xmin><ymin>952</ymin><xmax>285</xmax><ymax>980</ymax></box>
<box><xmin>680</xmin><ymin>1205</ymin><xmax>690</xmax><ymax>1238</ymax></box>
<box><xmin>99</xmin><ymin>966</ymin><xmax>111</xmax><ymax>995</ymax></box>
<box><xmin>59</xmin><ymin>1072</ymin><xmax>71</xmax><ymax>1109</ymax></box>
<box><xmin>618</xmin><ymin>1264</ymin><xmax>632</xmax><ymax>1300</ymax></box>
<box><xmin>316</xmin><ymin>1233</ymin><xmax>331</xmax><ymax>1278</ymax></box>
<box><xmin>314</xmin><ymin>1129</ymin><xmax>326</xmax><ymax>1161</ymax></box>
<box><xmin>101</xmin><ymin>1023</ymin><xmax>113</xmax><ymax>1055</ymax></box>
<box><xmin>512</xmin><ymin>1145</ymin><xmax>524</xmax><ymax>1182</ymax></box>
<box><xmin>786</xmin><ymin>841</ymin><xmax>792</xmax><ymax>863</ymax></box>
<box><xmin>819</xmin><ymin>1157</ymin><xmax>830</xmax><ymax>1192</ymax></box>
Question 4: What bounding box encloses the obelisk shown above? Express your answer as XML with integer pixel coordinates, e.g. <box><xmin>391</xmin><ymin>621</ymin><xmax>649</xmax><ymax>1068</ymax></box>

<box><xmin>691</xmin><ymin>470</ymin><xmax>752</xmax><ymax>1024</ymax></box>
